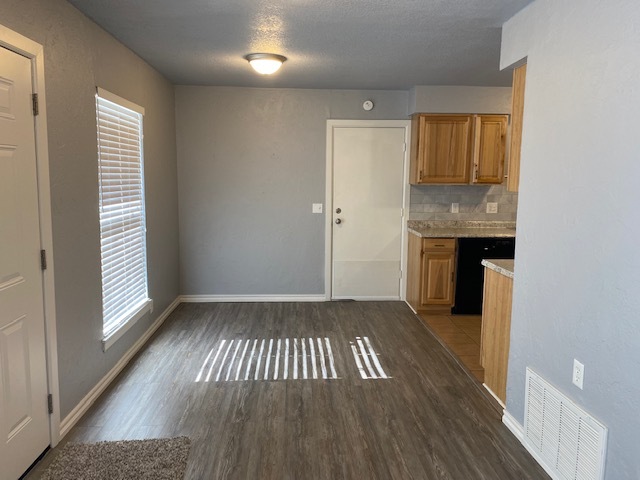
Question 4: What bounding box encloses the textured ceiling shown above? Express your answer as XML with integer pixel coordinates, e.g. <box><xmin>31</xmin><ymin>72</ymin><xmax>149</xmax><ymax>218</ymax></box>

<box><xmin>68</xmin><ymin>0</ymin><xmax>533</xmax><ymax>89</ymax></box>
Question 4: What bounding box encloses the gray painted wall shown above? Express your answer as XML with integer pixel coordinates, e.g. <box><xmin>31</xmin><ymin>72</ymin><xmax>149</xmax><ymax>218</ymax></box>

<box><xmin>501</xmin><ymin>0</ymin><xmax>640</xmax><ymax>478</ymax></box>
<box><xmin>175</xmin><ymin>87</ymin><xmax>408</xmax><ymax>295</ymax></box>
<box><xmin>409</xmin><ymin>86</ymin><xmax>512</xmax><ymax>114</ymax></box>
<box><xmin>1</xmin><ymin>0</ymin><xmax>179</xmax><ymax>418</ymax></box>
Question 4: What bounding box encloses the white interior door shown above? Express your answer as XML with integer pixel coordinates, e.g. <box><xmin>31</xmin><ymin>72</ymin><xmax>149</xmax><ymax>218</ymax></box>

<box><xmin>331</xmin><ymin>125</ymin><xmax>405</xmax><ymax>299</ymax></box>
<box><xmin>0</xmin><ymin>46</ymin><xmax>50</xmax><ymax>480</ymax></box>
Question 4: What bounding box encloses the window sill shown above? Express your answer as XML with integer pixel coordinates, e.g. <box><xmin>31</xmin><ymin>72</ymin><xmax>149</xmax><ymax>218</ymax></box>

<box><xmin>102</xmin><ymin>298</ymin><xmax>153</xmax><ymax>352</ymax></box>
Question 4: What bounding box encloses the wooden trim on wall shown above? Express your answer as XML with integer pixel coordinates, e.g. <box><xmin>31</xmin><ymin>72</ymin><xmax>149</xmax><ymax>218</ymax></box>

<box><xmin>507</xmin><ymin>64</ymin><xmax>527</xmax><ymax>192</ymax></box>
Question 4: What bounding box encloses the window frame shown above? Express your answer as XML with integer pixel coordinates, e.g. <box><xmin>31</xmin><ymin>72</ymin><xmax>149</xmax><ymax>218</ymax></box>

<box><xmin>96</xmin><ymin>87</ymin><xmax>152</xmax><ymax>351</ymax></box>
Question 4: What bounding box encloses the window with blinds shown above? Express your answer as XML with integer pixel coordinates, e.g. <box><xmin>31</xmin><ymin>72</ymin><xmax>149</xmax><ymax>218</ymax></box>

<box><xmin>96</xmin><ymin>88</ymin><xmax>151</xmax><ymax>345</ymax></box>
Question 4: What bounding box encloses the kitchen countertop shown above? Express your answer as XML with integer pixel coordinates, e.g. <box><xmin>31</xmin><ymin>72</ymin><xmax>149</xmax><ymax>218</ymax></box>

<box><xmin>481</xmin><ymin>259</ymin><xmax>514</xmax><ymax>279</ymax></box>
<box><xmin>407</xmin><ymin>220</ymin><xmax>516</xmax><ymax>239</ymax></box>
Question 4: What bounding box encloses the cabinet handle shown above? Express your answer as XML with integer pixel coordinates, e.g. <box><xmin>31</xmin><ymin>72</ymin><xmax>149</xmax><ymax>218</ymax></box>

<box><xmin>434</xmin><ymin>244</ymin><xmax>445</xmax><ymax>247</ymax></box>
<box><xmin>451</xmin><ymin>271</ymin><xmax>454</xmax><ymax>282</ymax></box>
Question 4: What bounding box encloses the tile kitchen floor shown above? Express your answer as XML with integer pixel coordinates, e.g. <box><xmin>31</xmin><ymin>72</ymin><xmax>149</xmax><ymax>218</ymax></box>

<box><xmin>419</xmin><ymin>313</ymin><xmax>484</xmax><ymax>382</ymax></box>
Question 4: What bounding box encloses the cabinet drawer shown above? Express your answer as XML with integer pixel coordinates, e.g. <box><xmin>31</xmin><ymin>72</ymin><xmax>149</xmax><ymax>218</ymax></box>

<box><xmin>423</xmin><ymin>238</ymin><xmax>455</xmax><ymax>251</ymax></box>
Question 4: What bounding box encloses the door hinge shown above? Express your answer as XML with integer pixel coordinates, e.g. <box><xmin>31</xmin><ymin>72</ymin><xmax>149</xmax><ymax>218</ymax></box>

<box><xmin>32</xmin><ymin>93</ymin><xmax>39</xmax><ymax>116</ymax></box>
<box><xmin>40</xmin><ymin>249</ymin><xmax>47</xmax><ymax>270</ymax></box>
<box><xmin>402</xmin><ymin>142</ymin><xmax>407</xmax><ymax>152</ymax></box>
<box><xmin>47</xmin><ymin>394</ymin><xmax>53</xmax><ymax>414</ymax></box>
<box><xmin>399</xmin><ymin>270</ymin><xmax>403</xmax><ymax>279</ymax></box>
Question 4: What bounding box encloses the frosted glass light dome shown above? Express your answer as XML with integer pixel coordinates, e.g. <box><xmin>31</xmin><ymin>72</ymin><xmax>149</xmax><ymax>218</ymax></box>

<box><xmin>245</xmin><ymin>53</ymin><xmax>287</xmax><ymax>75</ymax></box>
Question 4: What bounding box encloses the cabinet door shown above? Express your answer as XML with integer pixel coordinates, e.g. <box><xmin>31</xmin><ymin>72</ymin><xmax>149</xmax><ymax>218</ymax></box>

<box><xmin>406</xmin><ymin>233</ymin><xmax>423</xmax><ymax>311</ymax></box>
<box><xmin>415</xmin><ymin>115</ymin><xmax>473</xmax><ymax>184</ymax></box>
<box><xmin>472</xmin><ymin>115</ymin><xmax>508</xmax><ymax>184</ymax></box>
<box><xmin>507</xmin><ymin>64</ymin><xmax>527</xmax><ymax>192</ymax></box>
<box><xmin>421</xmin><ymin>251</ymin><xmax>455</xmax><ymax>305</ymax></box>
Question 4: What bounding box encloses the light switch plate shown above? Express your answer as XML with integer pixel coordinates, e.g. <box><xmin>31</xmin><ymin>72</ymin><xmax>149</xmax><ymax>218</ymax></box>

<box><xmin>312</xmin><ymin>203</ymin><xmax>323</xmax><ymax>214</ymax></box>
<box><xmin>451</xmin><ymin>203</ymin><xmax>459</xmax><ymax>213</ymax></box>
<box><xmin>486</xmin><ymin>202</ymin><xmax>498</xmax><ymax>214</ymax></box>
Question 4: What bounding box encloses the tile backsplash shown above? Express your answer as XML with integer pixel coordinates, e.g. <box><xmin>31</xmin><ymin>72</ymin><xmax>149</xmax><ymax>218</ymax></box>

<box><xmin>409</xmin><ymin>184</ymin><xmax>518</xmax><ymax>221</ymax></box>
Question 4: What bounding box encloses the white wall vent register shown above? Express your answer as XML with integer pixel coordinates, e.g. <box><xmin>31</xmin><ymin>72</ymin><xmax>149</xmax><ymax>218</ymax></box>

<box><xmin>524</xmin><ymin>368</ymin><xmax>607</xmax><ymax>480</ymax></box>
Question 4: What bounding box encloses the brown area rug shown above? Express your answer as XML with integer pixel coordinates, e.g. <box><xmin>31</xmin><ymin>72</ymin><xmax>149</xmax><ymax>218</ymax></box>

<box><xmin>40</xmin><ymin>437</ymin><xmax>190</xmax><ymax>480</ymax></box>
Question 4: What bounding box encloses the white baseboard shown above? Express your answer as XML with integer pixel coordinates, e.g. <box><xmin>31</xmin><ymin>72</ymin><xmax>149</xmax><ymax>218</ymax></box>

<box><xmin>502</xmin><ymin>409</ymin><xmax>525</xmax><ymax>443</ymax></box>
<box><xmin>483</xmin><ymin>383</ymin><xmax>506</xmax><ymax>409</ymax></box>
<box><xmin>331</xmin><ymin>296</ymin><xmax>400</xmax><ymax>301</ymax></box>
<box><xmin>179</xmin><ymin>294</ymin><xmax>326</xmax><ymax>303</ymax></box>
<box><xmin>405</xmin><ymin>301</ymin><xmax>417</xmax><ymax>314</ymax></box>
<box><xmin>59</xmin><ymin>296</ymin><xmax>181</xmax><ymax>439</ymax></box>
<box><xmin>502</xmin><ymin>409</ymin><xmax>560</xmax><ymax>480</ymax></box>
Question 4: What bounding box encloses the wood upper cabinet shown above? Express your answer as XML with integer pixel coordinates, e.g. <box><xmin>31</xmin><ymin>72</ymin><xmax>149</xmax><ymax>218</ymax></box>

<box><xmin>507</xmin><ymin>64</ymin><xmax>527</xmax><ymax>192</ymax></box>
<box><xmin>410</xmin><ymin>115</ymin><xmax>473</xmax><ymax>184</ymax></box>
<box><xmin>410</xmin><ymin>113</ymin><xmax>508</xmax><ymax>185</ymax></box>
<box><xmin>472</xmin><ymin>115</ymin><xmax>508</xmax><ymax>184</ymax></box>
<box><xmin>407</xmin><ymin>235</ymin><xmax>456</xmax><ymax>310</ymax></box>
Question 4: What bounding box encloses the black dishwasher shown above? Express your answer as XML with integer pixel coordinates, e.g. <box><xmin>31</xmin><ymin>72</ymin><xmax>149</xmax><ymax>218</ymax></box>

<box><xmin>452</xmin><ymin>237</ymin><xmax>515</xmax><ymax>315</ymax></box>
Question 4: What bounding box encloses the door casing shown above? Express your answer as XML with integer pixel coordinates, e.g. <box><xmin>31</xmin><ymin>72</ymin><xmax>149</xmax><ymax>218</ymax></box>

<box><xmin>0</xmin><ymin>24</ymin><xmax>60</xmax><ymax>447</ymax></box>
<box><xmin>325</xmin><ymin>119</ymin><xmax>411</xmax><ymax>301</ymax></box>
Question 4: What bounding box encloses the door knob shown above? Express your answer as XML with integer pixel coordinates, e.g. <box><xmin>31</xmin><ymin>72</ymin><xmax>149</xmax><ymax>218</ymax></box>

<box><xmin>336</xmin><ymin>208</ymin><xmax>341</xmax><ymax>214</ymax></box>
<box><xmin>335</xmin><ymin>218</ymin><xmax>342</xmax><ymax>224</ymax></box>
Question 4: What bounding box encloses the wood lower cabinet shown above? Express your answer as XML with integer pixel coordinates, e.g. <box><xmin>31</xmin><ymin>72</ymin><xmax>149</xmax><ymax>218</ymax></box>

<box><xmin>480</xmin><ymin>266</ymin><xmax>513</xmax><ymax>404</ymax></box>
<box><xmin>407</xmin><ymin>235</ymin><xmax>456</xmax><ymax>311</ymax></box>
<box><xmin>410</xmin><ymin>113</ymin><xmax>508</xmax><ymax>185</ymax></box>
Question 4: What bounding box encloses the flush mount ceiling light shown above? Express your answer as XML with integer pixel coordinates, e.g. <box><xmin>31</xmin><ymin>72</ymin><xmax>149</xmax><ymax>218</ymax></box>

<box><xmin>245</xmin><ymin>53</ymin><xmax>287</xmax><ymax>75</ymax></box>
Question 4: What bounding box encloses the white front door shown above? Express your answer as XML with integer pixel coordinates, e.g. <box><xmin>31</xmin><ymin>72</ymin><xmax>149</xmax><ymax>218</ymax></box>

<box><xmin>330</xmin><ymin>125</ymin><xmax>406</xmax><ymax>299</ymax></box>
<box><xmin>0</xmin><ymin>46</ymin><xmax>50</xmax><ymax>480</ymax></box>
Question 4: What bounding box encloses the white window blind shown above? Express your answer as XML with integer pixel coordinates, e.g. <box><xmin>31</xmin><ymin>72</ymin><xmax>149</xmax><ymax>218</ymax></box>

<box><xmin>96</xmin><ymin>90</ymin><xmax>150</xmax><ymax>340</ymax></box>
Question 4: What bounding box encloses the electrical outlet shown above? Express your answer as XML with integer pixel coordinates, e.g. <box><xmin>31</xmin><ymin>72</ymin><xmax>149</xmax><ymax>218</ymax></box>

<box><xmin>486</xmin><ymin>202</ymin><xmax>498</xmax><ymax>214</ymax></box>
<box><xmin>573</xmin><ymin>359</ymin><xmax>584</xmax><ymax>389</ymax></box>
<box><xmin>451</xmin><ymin>203</ymin><xmax>459</xmax><ymax>213</ymax></box>
<box><xmin>312</xmin><ymin>203</ymin><xmax>323</xmax><ymax>214</ymax></box>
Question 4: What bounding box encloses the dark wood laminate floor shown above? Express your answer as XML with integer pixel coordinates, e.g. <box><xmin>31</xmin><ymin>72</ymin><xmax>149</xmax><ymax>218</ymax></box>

<box><xmin>28</xmin><ymin>302</ymin><xmax>548</xmax><ymax>479</ymax></box>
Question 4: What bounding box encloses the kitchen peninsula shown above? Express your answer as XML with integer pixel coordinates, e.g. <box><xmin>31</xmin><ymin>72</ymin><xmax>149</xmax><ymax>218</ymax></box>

<box><xmin>480</xmin><ymin>259</ymin><xmax>515</xmax><ymax>405</ymax></box>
